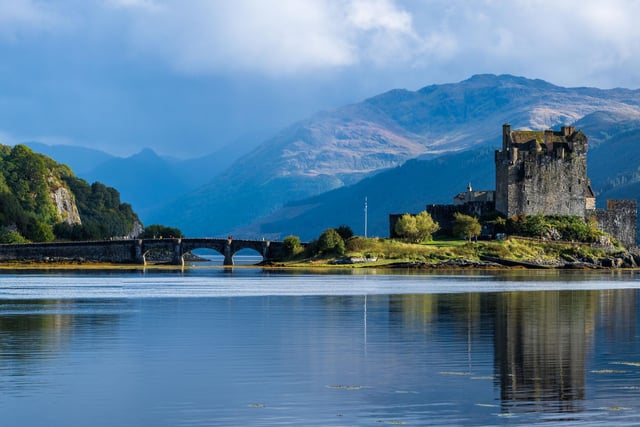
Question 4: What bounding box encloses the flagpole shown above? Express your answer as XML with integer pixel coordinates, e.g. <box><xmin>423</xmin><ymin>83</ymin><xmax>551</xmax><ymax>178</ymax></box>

<box><xmin>364</xmin><ymin>197</ymin><xmax>368</xmax><ymax>238</ymax></box>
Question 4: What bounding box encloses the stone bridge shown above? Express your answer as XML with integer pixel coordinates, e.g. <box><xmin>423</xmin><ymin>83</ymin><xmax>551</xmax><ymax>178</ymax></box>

<box><xmin>0</xmin><ymin>238</ymin><xmax>286</xmax><ymax>266</ymax></box>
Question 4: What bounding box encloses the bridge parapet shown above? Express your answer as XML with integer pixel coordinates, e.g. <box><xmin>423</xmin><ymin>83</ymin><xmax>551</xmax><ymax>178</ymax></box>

<box><xmin>0</xmin><ymin>237</ymin><xmax>288</xmax><ymax>266</ymax></box>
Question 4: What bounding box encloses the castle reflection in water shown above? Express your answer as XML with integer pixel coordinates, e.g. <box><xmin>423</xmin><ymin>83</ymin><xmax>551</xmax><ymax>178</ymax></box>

<box><xmin>390</xmin><ymin>287</ymin><xmax>637</xmax><ymax>414</ymax></box>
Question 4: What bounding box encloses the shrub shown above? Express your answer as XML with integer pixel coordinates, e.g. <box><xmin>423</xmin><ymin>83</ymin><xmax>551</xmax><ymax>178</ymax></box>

<box><xmin>317</xmin><ymin>228</ymin><xmax>345</xmax><ymax>256</ymax></box>
<box><xmin>506</xmin><ymin>214</ymin><xmax>605</xmax><ymax>243</ymax></box>
<box><xmin>282</xmin><ymin>235</ymin><xmax>303</xmax><ymax>258</ymax></box>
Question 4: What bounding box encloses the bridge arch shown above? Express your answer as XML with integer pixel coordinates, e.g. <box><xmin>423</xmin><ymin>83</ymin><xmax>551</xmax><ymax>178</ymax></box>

<box><xmin>230</xmin><ymin>247</ymin><xmax>264</xmax><ymax>264</ymax></box>
<box><xmin>181</xmin><ymin>238</ymin><xmax>283</xmax><ymax>266</ymax></box>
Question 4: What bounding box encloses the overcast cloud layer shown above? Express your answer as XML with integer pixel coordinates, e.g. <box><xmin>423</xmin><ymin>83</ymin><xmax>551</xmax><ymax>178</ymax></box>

<box><xmin>1</xmin><ymin>0</ymin><xmax>640</xmax><ymax>156</ymax></box>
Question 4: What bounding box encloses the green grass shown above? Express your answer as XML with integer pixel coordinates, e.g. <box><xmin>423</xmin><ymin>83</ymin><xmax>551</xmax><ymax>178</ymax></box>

<box><xmin>285</xmin><ymin>235</ymin><xmax>624</xmax><ymax>268</ymax></box>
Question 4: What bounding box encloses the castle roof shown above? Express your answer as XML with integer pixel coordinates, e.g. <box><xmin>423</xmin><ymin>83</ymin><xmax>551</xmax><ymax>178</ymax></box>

<box><xmin>511</xmin><ymin>130</ymin><xmax>564</xmax><ymax>145</ymax></box>
<box><xmin>509</xmin><ymin>127</ymin><xmax>586</xmax><ymax>147</ymax></box>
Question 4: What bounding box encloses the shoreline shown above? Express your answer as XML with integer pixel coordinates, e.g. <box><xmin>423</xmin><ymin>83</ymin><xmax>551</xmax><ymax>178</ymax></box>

<box><xmin>0</xmin><ymin>256</ymin><xmax>638</xmax><ymax>271</ymax></box>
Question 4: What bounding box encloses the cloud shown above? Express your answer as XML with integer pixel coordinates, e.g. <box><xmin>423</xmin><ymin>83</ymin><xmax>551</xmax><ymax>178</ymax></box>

<box><xmin>0</xmin><ymin>0</ymin><xmax>64</xmax><ymax>40</ymax></box>
<box><xmin>8</xmin><ymin>0</ymin><xmax>638</xmax><ymax>87</ymax></box>
<box><xmin>398</xmin><ymin>0</ymin><xmax>640</xmax><ymax>88</ymax></box>
<box><xmin>105</xmin><ymin>0</ymin><xmax>424</xmax><ymax>75</ymax></box>
<box><xmin>347</xmin><ymin>0</ymin><xmax>413</xmax><ymax>32</ymax></box>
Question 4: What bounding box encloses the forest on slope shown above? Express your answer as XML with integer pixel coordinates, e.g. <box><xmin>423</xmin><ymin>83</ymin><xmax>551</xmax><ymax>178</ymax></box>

<box><xmin>0</xmin><ymin>144</ymin><xmax>140</xmax><ymax>243</ymax></box>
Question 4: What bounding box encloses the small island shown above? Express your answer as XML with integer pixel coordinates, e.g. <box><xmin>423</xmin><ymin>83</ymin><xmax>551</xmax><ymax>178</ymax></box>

<box><xmin>277</xmin><ymin>125</ymin><xmax>639</xmax><ymax>270</ymax></box>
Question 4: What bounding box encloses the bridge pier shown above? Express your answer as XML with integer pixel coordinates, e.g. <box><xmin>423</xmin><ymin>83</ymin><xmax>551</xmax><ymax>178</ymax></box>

<box><xmin>134</xmin><ymin>239</ymin><xmax>144</xmax><ymax>264</ymax></box>
<box><xmin>223</xmin><ymin>239</ymin><xmax>233</xmax><ymax>265</ymax></box>
<box><xmin>171</xmin><ymin>238</ymin><xmax>183</xmax><ymax>266</ymax></box>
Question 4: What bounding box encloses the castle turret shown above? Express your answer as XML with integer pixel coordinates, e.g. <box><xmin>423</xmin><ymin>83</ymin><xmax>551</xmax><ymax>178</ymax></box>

<box><xmin>544</xmin><ymin>129</ymin><xmax>554</xmax><ymax>152</ymax></box>
<box><xmin>502</xmin><ymin>123</ymin><xmax>511</xmax><ymax>152</ymax></box>
<box><xmin>561</xmin><ymin>126</ymin><xmax>574</xmax><ymax>136</ymax></box>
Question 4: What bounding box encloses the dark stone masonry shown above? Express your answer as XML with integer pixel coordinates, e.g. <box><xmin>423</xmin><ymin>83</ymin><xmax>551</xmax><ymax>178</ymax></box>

<box><xmin>390</xmin><ymin>125</ymin><xmax>638</xmax><ymax>248</ymax></box>
<box><xmin>0</xmin><ymin>238</ymin><xmax>284</xmax><ymax>266</ymax></box>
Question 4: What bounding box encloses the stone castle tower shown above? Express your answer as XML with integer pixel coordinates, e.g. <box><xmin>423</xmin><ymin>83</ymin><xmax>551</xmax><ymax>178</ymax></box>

<box><xmin>495</xmin><ymin>124</ymin><xmax>595</xmax><ymax>217</ymax></box>
<box><xmin>393</xmin><ymin>124</ymin><xmax>637</xmax><ymax>248</ymax></box>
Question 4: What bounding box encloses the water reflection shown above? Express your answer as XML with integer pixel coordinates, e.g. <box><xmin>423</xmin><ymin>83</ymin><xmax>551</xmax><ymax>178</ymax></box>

<box><xmin>494</xmin><ymin>291</ymin><xmax>596</xmax><ymax>414</ymax></box>
<box><xmin>388</xmin><ymin>290</ymin><xmax>640</xmax><ymax>418</ymax></box>
<box><xmin>1</xmin><ymin>277</ymin><xmax>640</xmax><ymax>425</ymax></box>
<box><xmin>0</xmin><ymin>299</ymin><xmax>123</xmax><ymax>394</ymax></box>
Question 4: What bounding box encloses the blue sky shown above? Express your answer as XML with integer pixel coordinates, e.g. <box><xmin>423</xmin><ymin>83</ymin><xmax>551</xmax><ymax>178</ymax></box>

<box><xmin>2</xmin><ymin>0</ymin><xmax>640</xmax><ymax>157</ymax></box>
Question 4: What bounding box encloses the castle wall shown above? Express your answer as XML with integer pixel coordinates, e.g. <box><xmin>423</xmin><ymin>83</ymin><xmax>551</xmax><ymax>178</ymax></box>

<box><xmin>389</xmin><ymin>214</ymin><xmax>404</xmax><ymax>238</ymax></box>
<box><xmin>495</xmin><ymin>125</ymin><xmax>588</xmax><ymax>218</ymax></box>
<box><xmin>588</xmin><ymin>200</ymin><xmax>638</xmax><ymax>248</ymax></box>
<box><xmin>518</xmin><ymin>149</ymin><xmax>587</xmax><ymax>216</ymax></box>
<box><xmin>427</xmin><ymin>201</ymin><xmax>495</xmax><ymax>235</ymax></box>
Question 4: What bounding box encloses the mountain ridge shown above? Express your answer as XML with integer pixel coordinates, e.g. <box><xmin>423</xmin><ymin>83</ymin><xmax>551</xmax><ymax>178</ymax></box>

<box><xmin>148</xmin><ymin>74</ymin><xmax>640</xmax><ymax>237</ymax></box>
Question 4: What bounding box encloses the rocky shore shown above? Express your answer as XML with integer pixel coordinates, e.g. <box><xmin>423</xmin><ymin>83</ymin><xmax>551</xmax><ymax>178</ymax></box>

<box><xmin>384</xmin><ymin>249</ymin><xmax>640</xmax><ymax>270</ymax></box>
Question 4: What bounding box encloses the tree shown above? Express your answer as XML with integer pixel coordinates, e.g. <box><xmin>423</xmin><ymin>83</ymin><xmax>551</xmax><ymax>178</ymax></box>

<box><xmin>395</xmin><ymin>211</ymin><xmax>439</xmax><ymax>243</ymax></box>
<box><xmin>317</xmin><ymin>228</ymin><xmax>345</xmax><ymax>255</ymax></box>
<box><xmin>452</xmin><ymin>213</ymin><xmax>481</xmax><ymax>241</ymax></box>
<box><xmin>140</xmin><ymin>224</ymin><xmax>183</xmax><ymax>239</ymax></box>
<box><xmin>21</xmin><ymin>216</ymin><xmax>54</xmax><ymax>242</ymax></box>
<box><xmin>282</xmin><ymin>235</ymin><xmax>303</xmax><ymax>258</ymax></box>
<box><xmin>414</xmin><ymin>211</ymin><xmax>440</xmax><ymax>242</ymax></box>
<box><xmin>335</xmin><ymin>225</ymin><xmax>354</xmax><ymax>241</ymax></box>
<box><xmin>395</xmin><ymin>214</ymin><xmax>418</xmax><ymax>242</ymax></box>
<box><xmin>0</xmin><ymin>228</ymin><xmax>27</xmax><ymax>244</ymax></box>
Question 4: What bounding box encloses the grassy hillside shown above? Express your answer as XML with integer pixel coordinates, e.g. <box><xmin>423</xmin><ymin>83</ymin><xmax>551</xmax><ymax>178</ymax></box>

<box><xmin>285</xmin><ymin>236</ymin><xmax>631</xmax><ymax>270</ymax></box>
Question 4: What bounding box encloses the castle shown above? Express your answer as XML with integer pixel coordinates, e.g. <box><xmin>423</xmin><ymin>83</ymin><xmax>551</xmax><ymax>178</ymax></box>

<box><xmin>390</xmin><ymin>125</ymin><xmax>638</xmax><ymax>248</ymax></box>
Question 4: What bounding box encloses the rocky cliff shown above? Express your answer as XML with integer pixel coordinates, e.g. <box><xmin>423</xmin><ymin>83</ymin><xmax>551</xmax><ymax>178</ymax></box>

<box><xmin>49</xmin><ymin>178</ymin><xmax>82</xmax><ymax>225</ymax></box>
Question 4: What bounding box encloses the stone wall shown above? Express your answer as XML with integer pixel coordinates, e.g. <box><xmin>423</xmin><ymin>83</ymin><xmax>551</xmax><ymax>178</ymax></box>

<box><xmin>427</xmin><ymin>201</ymin><xmax>496</xmax><ymax>234</ymax></box>
<box><xmin>388</xmin><ymin>214</ymin><xmax>405</xmax><ymax>238</ymax></box>
<box><xmin>588</xmin><ymin>200</ymin><xmax>638</xmax><ymax>248</ymax></box>
<box><xmin>0</xmin><ymin>240</ymin><xmax>142</xmax><ymax>263</ymax></box>
<box><xmin>389</xmin><ymin>201</ymin><xmax>495</xmax><ymax>238</ymax></box>
<box><xmin>495</xmin><ymin>125</ymin><xmax>588</xmax><ymax>217</ymax></box>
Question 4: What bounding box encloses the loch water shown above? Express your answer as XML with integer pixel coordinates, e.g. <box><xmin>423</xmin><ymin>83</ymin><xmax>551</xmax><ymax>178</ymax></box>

<box><xmin>1</xmin><ymin>268</ymin><xmax>640</xmax><ymax>426</ymax></box>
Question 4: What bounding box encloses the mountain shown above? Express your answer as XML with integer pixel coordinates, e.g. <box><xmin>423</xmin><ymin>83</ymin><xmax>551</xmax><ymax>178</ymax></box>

<box><xmin>253</xmin><ymin>112</ymin><xmax>640</xmax><ymax>240</ymax></box>
<box><xmin>24</xmin><ymin>142</ymin><xmax>114</xmax><ymax>175</ymax></box>
<box><xmin>252</xmin><ymin>147</ymin><xmax>497</xmax><ymax>240</ymax></box>
<box><xmin>81</xmin><ymin>148</ymin><xmax>190</xmax><ymax>217</ymax></box>
<box><xmin>26</xmin><ymin>135</ymin><xmax>262</xmax><ymax>222</ymax></box>
<box><xmin>149</xmin><ymin>74</ymin><xmax>640</xmax><ymax>237</ymax></box>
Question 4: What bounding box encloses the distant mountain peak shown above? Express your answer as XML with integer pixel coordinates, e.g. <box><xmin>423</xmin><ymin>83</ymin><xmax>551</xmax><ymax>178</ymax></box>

<box><xmin>133</xmin><ymin>147</ymin><xmax>159</xmax><ymax>159</ymax></box>
<box><xmin>461</xmin><ymin>74</ymin><xmax>559</xmax><ymax>90</ymax></box>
